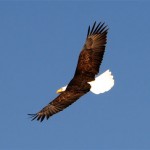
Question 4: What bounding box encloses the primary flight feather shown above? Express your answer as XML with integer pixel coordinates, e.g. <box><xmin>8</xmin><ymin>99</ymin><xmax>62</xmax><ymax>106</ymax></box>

<box><xmin>29</xmin><ymin>21</ymin><xmax>114</xmax><ymax>122</ymax></box>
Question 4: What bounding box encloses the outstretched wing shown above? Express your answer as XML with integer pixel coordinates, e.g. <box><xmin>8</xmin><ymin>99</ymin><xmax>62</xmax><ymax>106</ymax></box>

<box><xmin>29</xmin><ymin>84</ymin><xmax>90</xmax><ymax>122</ymax></box>
<box><xmin>73</xmin><ymin>21</ymin><xmax>108</xmax><ymax>82</ymax></box>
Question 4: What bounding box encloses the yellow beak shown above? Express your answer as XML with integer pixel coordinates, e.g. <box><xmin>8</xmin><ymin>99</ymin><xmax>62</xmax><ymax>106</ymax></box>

<box><xmin>56</xmin><ymin>88</ymin><xmax>63</xmax><ymax>94</ymax></box>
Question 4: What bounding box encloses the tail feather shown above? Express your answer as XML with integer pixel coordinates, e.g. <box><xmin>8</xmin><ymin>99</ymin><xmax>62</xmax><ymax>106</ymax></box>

<box><xmin>88</xmin><ymin>70</ymin><xmax>114</xmax><ymax>94</ymax></box>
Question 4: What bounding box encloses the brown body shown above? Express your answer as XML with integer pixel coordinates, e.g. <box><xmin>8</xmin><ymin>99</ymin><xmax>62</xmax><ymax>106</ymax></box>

<box><xmin>29</xmin><ymin>22</ymin><xmax>108</xmax><ymax>121</ymax></box>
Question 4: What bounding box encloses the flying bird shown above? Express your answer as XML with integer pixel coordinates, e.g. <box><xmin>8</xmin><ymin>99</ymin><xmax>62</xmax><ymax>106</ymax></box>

<box><xmin>29</xmin><ymin>21</ymin><xmax>114</xmax><ymax>122</ymax></box>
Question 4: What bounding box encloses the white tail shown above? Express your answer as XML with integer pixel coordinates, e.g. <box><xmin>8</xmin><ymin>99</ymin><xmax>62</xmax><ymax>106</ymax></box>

<box><xmin>56</xmin><ymin>70</ymin><xmax>114</xmax><ymax>95</ymax></box>
<box><xmin>88</xmin><ymin>70</ymin><xmax>114</xmax><ymax>94</ymax></box>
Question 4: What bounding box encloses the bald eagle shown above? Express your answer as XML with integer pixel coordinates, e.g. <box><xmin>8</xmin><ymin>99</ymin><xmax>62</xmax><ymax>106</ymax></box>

<box><xmin>29</xmin><ymin>21</ymin><xmax>114</xmax><ymax>122</ymax></box>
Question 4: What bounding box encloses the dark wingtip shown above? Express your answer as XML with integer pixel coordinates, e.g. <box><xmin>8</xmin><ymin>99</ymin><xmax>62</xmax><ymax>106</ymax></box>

<box><xmin>28</xmin><ymin>113</ymin><xmax>46</xmax><ymax>122</ymax></box>
<box><xmin>90</xmin><ymin>21</ymin><xmax>96</xmax><ymax>35</ymax></box>
<box><xmin>87</xmin><ymin>21</ymin><xmax>108</xmax><ymax>37</ymax></box>
<box><xmin>87</xmin><ymin>25</ymin><xmax>90</xmax><ymax>38</ymax></box>
<box><xmin>28</xmin><ymin>113</ymin><xmax>38</xmax><ymax>121</ymax></box>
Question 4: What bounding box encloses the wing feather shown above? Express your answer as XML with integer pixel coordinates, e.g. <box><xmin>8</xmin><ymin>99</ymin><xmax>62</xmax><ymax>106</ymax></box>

<box><xmin>90</xmin><ymin>21</ymin><xmax>96</xmax><ymax>35</ymax></box>
<box><xmin>74</xmin><ymin>22</ymin><xmax>108</xmax><ymax>81</ymax></box>
<box><xmin>28</xmin><ymin>87</ymin><xmax>90</xmax><ymax>122</ymax></box>
<box><xmin>93</xmin><ymin>22</ymin><xmax>101</xmax><ymax>34</ymax></box>
<box><xmin>87</xmin><ymin>25</ymin><xmax>90</xmax><ymax>38</ymax></box>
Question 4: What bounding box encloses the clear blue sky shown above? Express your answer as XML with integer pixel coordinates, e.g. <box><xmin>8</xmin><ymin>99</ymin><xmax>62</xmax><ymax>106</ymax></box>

<box><xmin>0</xmin><ymin>1</ymin><xmax>150</xmax><ymax>150</ymax></box>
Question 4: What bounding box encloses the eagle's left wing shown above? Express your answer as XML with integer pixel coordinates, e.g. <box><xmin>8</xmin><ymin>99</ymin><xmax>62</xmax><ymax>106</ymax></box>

<box><xmin>73</xmin><ymin>22</ymin><xmax>108</xmax><ymax>82</ymax></box>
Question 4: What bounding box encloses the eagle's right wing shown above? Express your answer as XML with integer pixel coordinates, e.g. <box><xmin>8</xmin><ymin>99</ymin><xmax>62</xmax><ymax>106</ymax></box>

<box><xmin>28</xmin><ymin>87</ymin><xmax>89</xmax><ymax>122</ymax></box>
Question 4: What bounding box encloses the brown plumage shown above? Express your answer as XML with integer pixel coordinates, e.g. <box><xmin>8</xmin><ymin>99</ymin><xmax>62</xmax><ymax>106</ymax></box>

<box><xmin>28</xmin><ymin>21</ymin><xmax>108</xmax><ymax>122</ymax></box>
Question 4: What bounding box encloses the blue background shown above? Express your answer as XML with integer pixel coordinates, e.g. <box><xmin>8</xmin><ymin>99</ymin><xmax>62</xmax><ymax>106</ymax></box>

<box><xmin>0</xmin><ymin>1</ymin><xmax>150</xmax><ymax>150</ymax></box>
